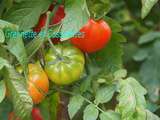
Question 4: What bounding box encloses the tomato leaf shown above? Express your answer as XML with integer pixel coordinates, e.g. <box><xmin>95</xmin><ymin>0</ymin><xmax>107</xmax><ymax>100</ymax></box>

<box><xmin>26</xmin><ymin>33</ymin><xmax>45</xmax><ymax>58</ymax></box>
<box><xmin>68</xmin><ymin>95</ymin><xmax>84</xmax><ymax>119</ymax></box>
<box><xmin>61</xmin><ymin>0</ymin><xmax>90</xmax><ymax>41</ymax></box>
<box><xmin>3</xmin><ymin>0</ymin><xmax>51</xmax><ymax>30</ymax></box>
<box><xmin>39</xmin><ymin>93</ymin><xmax>60</xmax><ymax>120</ymax></box>
<box><xmin>4</xmin><ymin>28</ymin><xmax>28</xmax><ymax>79</ymax></box>
<box><xmin>0</xmin><ymin>81</ymin><xmax>6</xmax><ymax>103</ymax></box>
<box><xmin>83</xmin><ymin>104</ymin><xmax>99</xmax><ymax>120</ymax></box>
<box><xmin>87</xmin><ymin>0</ymin><xmax>111</xmax><ymax>20</ymax></box>
<box><xmin>5</xmin><ymin>66</ymin><xmax>33</xmax><ymax>119</ymax></box>
<box><xmin>104</xmin><ymin>17</ymin><xmax>122</xmax><ymax>33</ymax></box>
<box><xmin>0</xmin><ymin>29</ymin><xmax>5</xmax><ymax>43</ymax></box>
<box><xmin>138</xmin><ymin>40</ymin><xmax>160</xmax><ymax>102</ymax></box>
<box><xmin>0</xmin><ymin>57</ymin><xmax>10</xmax><ymax>70</ymax></box>
<box><xmin>141</xmin><ymin>0</ymin><xmax>158</xmax><ymax>19</ymax></box>
<box><xmin>116</xmin><ymin>77</ymin><xmax>147</xmax><ymax>119</ymax></box>
<box><xmin>138</xmin><ymin>31</ymin><xmax>160</xmax><ymax>45</ymax></box>
<box><xmin>94</xmin><ymin>84</ymin><xmax>116</xmax><ymax>105</ymax></box>
<box><xmin>100</xmin><ymin>111</ymin><xmax>120</xmax><ymax>120</ymax></box>
<box><xmin>0</xmin><ymin>19</ymin><xmax>18</xmax><ymax>29</ymax></box>
<box><xmin>91</xmin><ymin>33</ymin><xmax>126</xmax><ymax>72</ymax></box>
<box><xmin>145</xmin><ymin>109</ymin><xmax>160</xmax><ymax>119</ymax></box>
<box><xmin>113</xmin><ymin>69</ymin><xmax>127</xmax><ymax>80</ymax></box>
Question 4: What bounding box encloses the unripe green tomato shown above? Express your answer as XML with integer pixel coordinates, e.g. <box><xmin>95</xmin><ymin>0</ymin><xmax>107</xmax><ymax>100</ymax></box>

<box><xmin>44</xmin><ymin>45</ymin><xmax>85</xmax><ymax>85</ymax></box>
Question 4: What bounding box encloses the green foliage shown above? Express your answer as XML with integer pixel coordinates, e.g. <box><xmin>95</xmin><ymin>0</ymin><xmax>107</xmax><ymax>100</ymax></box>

<box><xmin>0</xmin><ymin>0</ymin><xmax>160</xmax><ymax>119</ymax></box>
<box><xmin>68</xmin><ymin>95</ymin><xmax>84</xmax><ymax>119</ymax></box>
<box><xmin>134</xmin><ymin>39</ymin><xmax>160</xmax><ymax>102</ymax></box>
<box><xmin>3</xmin><ymin>0</ymin><xmax>51</xmax><ymax>30</ymax></box>
<box><xmin>83</xmin><ymin>104</ymin><xmax>99</xmax><ymax>120</ymax></box>
<box><xmin>94</xmin><ymin>84</ymin><xmax>116</xmax><ymax>104</ymax></box>
<box><xmin>4</xmin><ymin>27</ymin><xmax>28</xmax><ymax>78</ymax></box>
<box><xmin>116</xmin><ymin>77</ymin><xmax>147</xmax><ymax>119</ymax></box>
<box><xmin>0</xmin><ymin>29</ymin><xmax>5</xmax><ymax>43</ymax></box>
<box><xmin>61</xmin><ymin>0</ymin><xmax>90</xmax><ymax>41</ymax></box>
<box><xmin>0</xmin><ymin>81</ymin><xmax>6</xmax><ymax>103</ymax></box>
<box><xmin>100</xmin><ymin>111</ymin><xmax>120</xmax><ymax>120</ymax></box>
<box><xmin>87</xmin><ymin>0</ymin><xmax>110</xmax><ymax>20</ymax></box>
<box><xmin>5</xmin><ymin>66</ymin><xmax>33</xmax><ymax>119</ymax></box>
<box><xmin>141</xmin><ymin>0</ymin><xmax>159</xmax><ymax>18</ymax></box>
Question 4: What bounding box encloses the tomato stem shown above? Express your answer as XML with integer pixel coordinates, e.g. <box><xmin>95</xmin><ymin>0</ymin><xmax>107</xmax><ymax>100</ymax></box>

<box><xmin>46</xmin><ymin>10</ymin><xmax>63</xmax><ymax>60</ymax></box>
<box><xmin>52</xmin><ymin>86</ymin><xmax>107</xmax><ymax>115</ymax></box>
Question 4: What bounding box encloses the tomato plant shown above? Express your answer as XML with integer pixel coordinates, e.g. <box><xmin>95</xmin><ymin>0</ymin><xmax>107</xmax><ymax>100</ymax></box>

<box><xmin>0</xmin><ymin>0</ymin><xmax>160</xmax><ymax>120</ymax></box>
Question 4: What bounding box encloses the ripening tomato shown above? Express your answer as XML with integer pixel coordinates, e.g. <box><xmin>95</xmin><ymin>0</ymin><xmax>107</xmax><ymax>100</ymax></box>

<box><xmin>28</xmin><ymin>64</ymin><xmax>49</xmax><ymax>104</ymax></box>
<box><xmin>71</xmin><ymin>19</ymin><xmax>112</xmax><ymax>53</ymax></box>
<box><xmin>32</xmin><ymin>108</ymin><xmax>43</xmax><ymax>120</ymax></box>
<box><xmin>44</xmin><ymin>45</ymin><xmax>85</xmax><ymax>85</ymax></box>
<box><xmin>33</xmin><ymin>5</ymin><xmax>65</xmax><ymax>33</ymax></box>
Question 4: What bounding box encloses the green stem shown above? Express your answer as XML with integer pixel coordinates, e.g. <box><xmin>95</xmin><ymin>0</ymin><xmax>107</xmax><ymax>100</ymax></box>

<box><xmin>46</xmin><ymin>5</ymin><xmax>63</xmax><ymax>60</ymax></box>
<box><xmin>53</xmin><ymin>87</ymin><xmax>106</xmax><ymax>114</ymax></box>
<box><xmin>47</xmin><ymin>37</ymin><xmax>62</xmax><ymax>59</ymax></box>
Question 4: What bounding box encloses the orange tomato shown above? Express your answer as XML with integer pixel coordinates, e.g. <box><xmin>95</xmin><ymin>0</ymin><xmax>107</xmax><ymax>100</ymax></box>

<box><xmin>28</xmin><ymin>64</ymin><xmax>49</xmax><ymax>104</ymax></box>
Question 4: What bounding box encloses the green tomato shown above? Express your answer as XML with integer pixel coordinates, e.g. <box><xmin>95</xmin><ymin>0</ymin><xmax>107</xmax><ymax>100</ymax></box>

<box><xmin>44</xmin><ymin>45</ymin><xmax>85</xmax><ymax>85</ymax></box>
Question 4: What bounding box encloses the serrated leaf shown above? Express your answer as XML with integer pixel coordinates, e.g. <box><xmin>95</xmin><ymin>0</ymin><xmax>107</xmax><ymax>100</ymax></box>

<box><xmin>146</xmin><ymin>110</ymin><xmax>160</xmax><ymax>119</ymax></box>
<box><xmin>0</xmin><ymin>19</ymin><xmax>18</xmax><ymax>29</ymax></box>
<box><xmin>83</xmin><ymin>104</ymin><xmax>99</xmax><ymax>120</ymax></box>
<box><xmin>68</xmin><ymin>95</ymin><xmax>84</xmax><ymax>119</ymax></box>
<box><xmin>94</xmin><ymin>84</ymin><xmax>116</xmax><ymax>104</ymax></box>
<box><xmin>4</xmin><ymin>28</ymin><xmax>28</xmax><ymax>78</ymax></box>
<box><xmin>100</xmin><ymin>111</ymin><xmax>120</xmax><ymax>120</ymax></box>
<box><xmin>0</xmin><ymin>81</ymin><xmax>6</xmax><ymax>103</ymax></box>
<box><xmin>0</xmin><ymin>57</ymin><xmax>10</xmax><ymax>70</ymax></box>
<box><xmin>0</xmin><ymin>29</ymin><xmax>5</xmax><ymax>43</ymax></box>
<box><xmin>3</xmin><ymin>0</ymin><xmax>51</xmax><ymax>30</ymax></box>
<box><xmin>91</xmin><ymin>33</ymin><xmax>126</xmax><ymax>72</ymax></box>
<box><xmin>141</xmin><ymin>0</ymin><xmax>158</xmax><ymax>18</ymax></box>
<box><xmin>61</xmin><ymin>0</ymin><xmax>89</xmax><ymax>41</ymax></box>
<box><xmin>114</xmin><ymin>69</ymin><xmax>127</xmax><ymax>80</ymax></box>
<box><xmin>139</xmin><ymin>40</ymin><xmax>160</xmax><ymax>102</ymax></box>
<box><xmin>116</xmin><ymin>77</ymin><xmax>147</xmax><ymax>119</ymax></box>
<box><xmin>87</xmin><ymin>0</ymin><xmax>110</xmax><ymax>19</ymax></box>
<box><xmin>5</xmin><ymin>66</ymin><xmax>33</xmax><ymax>119</ymax></box>
<box><xmin>138</xmin><ymin>31</ymin><xmax>160</xmax><ymax>45</ymax></box>
<box><xmin>104</xmin><ymin>17</ymin><xmax>122</xmax><ymax>33</ymax></box>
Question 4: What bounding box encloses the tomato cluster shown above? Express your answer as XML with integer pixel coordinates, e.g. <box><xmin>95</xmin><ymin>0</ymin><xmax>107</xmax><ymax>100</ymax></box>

<box><xmin>30</xmin><ymin>2</ymin><xmax>111</xmax><ymax>103</ymax></box>
<box><xmin>7</xmin><ymin>2</ymin><xmax>112</xmax><ymax>119</ymax></box>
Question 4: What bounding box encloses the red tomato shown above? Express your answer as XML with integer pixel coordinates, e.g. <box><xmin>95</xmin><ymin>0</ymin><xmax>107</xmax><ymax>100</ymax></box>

<box><xmin>32</xmin><ymin>108</ymin><xmax>43</xmax><ymax>120</ymax></box>
<box><xmin>33</xmin><ymin>5</ymin><xmax>65</xmax><ymax>33</ymax></box>
<box><xmin>70</xmin><ymin>19</ymin><xmax>112</xmax><ymax>53</ymax></box>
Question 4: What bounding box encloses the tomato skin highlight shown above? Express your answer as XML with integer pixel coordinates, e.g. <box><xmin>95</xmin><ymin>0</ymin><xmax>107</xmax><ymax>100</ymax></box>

<box><xmin>32</xmin><ymin>108</ymin><xmax>43</xmax><ymax>120</ymax></box>
<box><xmin>28</xmin><ymin>64</ymin><xmax>49</xmax><ymax>104</ymax></box>
<box><xmin>71</xmin><ymin>19</ymin><xmax>112</xmax><ymax>53</ymax></box>
<box><xmin>44</xmin><ymin>45</ymin><xmax>85</xmax><ymax>85</ymax></box>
